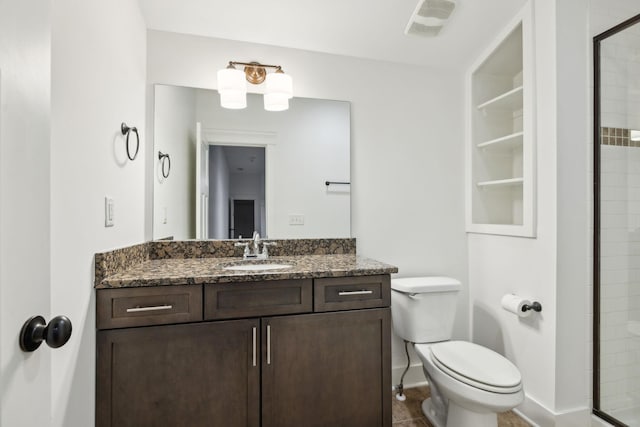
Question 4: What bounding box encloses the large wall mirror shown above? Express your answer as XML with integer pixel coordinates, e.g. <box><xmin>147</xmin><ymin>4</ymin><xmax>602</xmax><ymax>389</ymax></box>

<box><xmin>152</xmin><ymin>85</ymin><xmax>351</xmax><ymax>240</ymax></box>
<box><xmin>593</xmin><ymin>13</ymin><xmax>640</xmax><ymax>427</ymax></box>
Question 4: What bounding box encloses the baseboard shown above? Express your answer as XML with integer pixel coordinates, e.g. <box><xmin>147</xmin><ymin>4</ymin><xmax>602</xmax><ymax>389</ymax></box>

<box><xmin>591</xmin><ymin>414</ymin><xmax>615</xmax><ymax>426</ymax></box>
<box><xmin>554</xmin><ymin>407</ymin><xmax>592</xmax><ymax>427</ymax></box>
<box><xmin>516</xmin><ymin>394</ymin><xmax>591</xmax><ymax>427</ymax></box>
<box><xmin>391</xmin><ymin>363</ymin><xmax>427</xmax><ymax>390</ymax></box>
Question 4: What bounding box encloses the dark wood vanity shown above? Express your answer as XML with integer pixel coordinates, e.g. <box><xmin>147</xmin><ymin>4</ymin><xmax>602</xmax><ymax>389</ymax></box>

<box><xmin>94</xmin><ymin>243</ymin><xmax>396</xmax><ymax>427</ymax></box>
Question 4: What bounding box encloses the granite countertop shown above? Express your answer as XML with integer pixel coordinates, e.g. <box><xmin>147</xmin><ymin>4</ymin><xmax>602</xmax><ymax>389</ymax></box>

<box><xmin>95</xmin><ymin>254</ymin><xmax>398</xmax><ymax>289</ymax></box>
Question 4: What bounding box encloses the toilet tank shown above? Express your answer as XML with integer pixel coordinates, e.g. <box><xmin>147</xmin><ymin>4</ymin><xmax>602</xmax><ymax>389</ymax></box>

<box><xmin>390</xmin><ymin>277</ymin><xmax>461</xmax><ymax>343</ymax></box>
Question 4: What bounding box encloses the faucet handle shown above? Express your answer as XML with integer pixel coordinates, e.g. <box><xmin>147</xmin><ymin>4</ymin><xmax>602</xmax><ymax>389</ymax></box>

<box><xmin>261</xmin><ymin>241</ymin><xmax>276</xmax><ymax>257</ymax></box>
<box><xmin>234</xmin><ymin>242</ymin><xmax>250</xmax><ymax>257</ymax></box>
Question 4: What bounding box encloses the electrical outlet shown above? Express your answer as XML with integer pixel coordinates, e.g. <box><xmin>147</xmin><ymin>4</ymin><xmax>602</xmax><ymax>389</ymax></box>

<box><xmin>105</xmin><ymin>197</ymin><xmax>114</xmax><ymax>227</ymax></box>
<box><xmin>288</xmin><ymin>214</ymin><xmax>304</xmax><ymax>225</ymax></box>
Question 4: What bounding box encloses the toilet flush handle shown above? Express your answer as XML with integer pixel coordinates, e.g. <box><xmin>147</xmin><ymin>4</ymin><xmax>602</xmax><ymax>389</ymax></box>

<box><xmin>392</xmin><ymin>289</ymin><xmax>420</xmax><ymax>299</ymax></box>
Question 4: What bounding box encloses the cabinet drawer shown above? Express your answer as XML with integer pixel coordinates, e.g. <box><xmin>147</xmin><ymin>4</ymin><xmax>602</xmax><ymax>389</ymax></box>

<box><xmin>96</xmin><ymin>286</ymin><xmax>203</xmax><ymax>329</ymax></box>
<box><xmin>314</xmin><ymin>275</ymin><xmax>390</xmax><ymax>312</ymax></box>
<box><xmin>205</xmin><ymin>279</ymin><xmax>312</xmax><ymax>320</ymax></box>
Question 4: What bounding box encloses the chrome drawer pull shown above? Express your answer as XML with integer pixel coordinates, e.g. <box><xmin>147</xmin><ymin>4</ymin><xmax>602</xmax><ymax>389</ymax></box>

<box><xmin>252</xmin><ymin>327</ymin><xmax>257</xmax><ymax>367</ymax></box>
<box><xmin>126</xmin><ymin>304</ymin><xmax>173</xmax><ymax>313</ymax></box>
<box><xmin>338</xmin><ymin>290</ymin><xmax>373</xmax><ymax>296</ymax></box>
<box><xmin>266</xmin><ymin>325</ymin><xmax>271</xmax><ymax>365</ymax></box>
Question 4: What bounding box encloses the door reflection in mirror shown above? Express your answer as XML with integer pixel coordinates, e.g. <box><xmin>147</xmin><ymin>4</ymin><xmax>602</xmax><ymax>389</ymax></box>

<box><xmin>208</xmin><ymin>145</ymin><xmax>265</xmax><ymax>239</ymax></box>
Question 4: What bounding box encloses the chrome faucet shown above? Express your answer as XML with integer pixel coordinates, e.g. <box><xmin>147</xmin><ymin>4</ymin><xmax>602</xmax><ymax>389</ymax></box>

<box><xmin>235</xmin><ymin>231</ymin><xmax>276</xmax><ymax>260</ymax></box>
<box><xmin>252</xmin><ymin>231</ymin><xmax>261</xmax><ymax>255</ymax></box>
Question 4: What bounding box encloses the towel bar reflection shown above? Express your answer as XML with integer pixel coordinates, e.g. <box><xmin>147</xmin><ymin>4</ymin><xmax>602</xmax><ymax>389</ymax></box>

<box><xmin>158</xmin><ymin>151</ymin><xmax>171</xmax><ymax>178</ymax></box>
<box><xmin>121</xmin><ymin>122</ymin><xmax>139</xmax><ymax>161</ymax></box>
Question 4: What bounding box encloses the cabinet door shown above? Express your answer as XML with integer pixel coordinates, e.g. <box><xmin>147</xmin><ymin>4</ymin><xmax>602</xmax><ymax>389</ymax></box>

<box><xmin>262</xmin><ymin>308</ymin><xmax>391</xmax><ymax>427</ymax></box>
<box><xmin>97</xmin><ymin>319</ymin><xmax>260</xmax><ymax>427</ymax></box>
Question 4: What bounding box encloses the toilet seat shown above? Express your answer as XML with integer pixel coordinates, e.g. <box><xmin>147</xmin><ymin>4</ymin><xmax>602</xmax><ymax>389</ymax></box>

<box><xmin>426</xmin><ymin>341</ymin><xmax>522</xmax><ymax>394</ymax></box>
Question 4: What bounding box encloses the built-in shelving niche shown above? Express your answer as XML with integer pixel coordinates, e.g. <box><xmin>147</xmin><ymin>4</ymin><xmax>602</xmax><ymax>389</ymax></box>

<box><xmin>466</xmin><ymin>1</ymin><xmax>535</xmax><ymax>237</ymax></box>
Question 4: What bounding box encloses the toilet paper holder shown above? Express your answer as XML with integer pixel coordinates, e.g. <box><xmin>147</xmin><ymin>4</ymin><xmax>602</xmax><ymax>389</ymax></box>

<box><xmin>522</xmin><ymin>301</ymin><xmax>542</xmax><ymax>313</ymax></box>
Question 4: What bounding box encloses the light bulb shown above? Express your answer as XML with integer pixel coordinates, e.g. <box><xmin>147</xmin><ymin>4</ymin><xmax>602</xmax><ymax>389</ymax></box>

<box><xmin>220</xmin><ymin>91</ymin><xmax>247</xmax><ymax>109</ymax></box>
<box><xmin>265</xmin><ymin>71</ymin><xmax>293</xmax><ymax>99</ymax></box>
<box><xmin>217</xmin><ymin>66</ymin><xmax>247</xmax><ymax>109</ymax></box>
<box><xmin>264</xmin><ymin>93</ymin><xmax>289</xmax><ymax>112</ymax></box>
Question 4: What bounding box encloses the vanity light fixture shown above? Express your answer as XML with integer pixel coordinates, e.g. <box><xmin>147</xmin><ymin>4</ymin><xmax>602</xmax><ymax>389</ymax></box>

<box><xmin>217</xmin><ymin>61</ymin><xmax>293</xmax><ymax>111</ymax></box>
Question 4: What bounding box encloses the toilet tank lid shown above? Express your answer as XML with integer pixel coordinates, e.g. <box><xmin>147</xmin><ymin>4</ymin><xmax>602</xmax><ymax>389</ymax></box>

<box><xmin>391</xmin><ymin>276</ymin><xmax>461</xmax><ymax>293</ymax></box>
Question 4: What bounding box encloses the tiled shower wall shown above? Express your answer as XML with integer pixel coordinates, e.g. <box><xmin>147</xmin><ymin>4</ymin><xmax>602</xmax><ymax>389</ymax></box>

<box><xmin>599</xmin><ymin>21</ymin><xmax>640</xmax><ymax>130</ymax></box>
<box><xmin>600</xmin><ymin>139</ymin><xmax>640</xmax><ymax>412</ymax></box>
<box><xmin>598</xmin><ymin>11</ymin><xmax>640</xmax><ymax>413</ymax></box>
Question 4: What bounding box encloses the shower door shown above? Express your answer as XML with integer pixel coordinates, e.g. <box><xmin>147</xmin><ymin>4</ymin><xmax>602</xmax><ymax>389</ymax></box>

<box><xmin>595</xmin><ymin>13</ymin><xmax>640</xmax><ymax>427</ymax></box>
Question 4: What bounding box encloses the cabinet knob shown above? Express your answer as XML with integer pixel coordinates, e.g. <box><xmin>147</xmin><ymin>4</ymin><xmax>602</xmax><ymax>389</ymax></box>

<box><xmin>19</xmin><ymin>315</ymin><xmax>72</xmax><ymax>352</ymax></box>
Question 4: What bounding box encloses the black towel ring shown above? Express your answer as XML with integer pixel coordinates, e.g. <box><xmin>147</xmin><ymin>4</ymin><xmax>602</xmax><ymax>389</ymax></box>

<box><xmin>158</xmin><ymin>151</ymin><xmax>171</xmax><ymax>178</ymax></box>
<box><xmin>121</xmin><ymin>122</ymin><xmax>139</xmax><ymax>161</ymax></box>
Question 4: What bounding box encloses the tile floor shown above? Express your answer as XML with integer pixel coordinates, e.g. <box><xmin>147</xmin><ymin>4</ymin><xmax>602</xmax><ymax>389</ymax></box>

<box><xmin>392</xmin><ymin>386</ymin><xmax>531</xmax><ymax>427</ymax></box>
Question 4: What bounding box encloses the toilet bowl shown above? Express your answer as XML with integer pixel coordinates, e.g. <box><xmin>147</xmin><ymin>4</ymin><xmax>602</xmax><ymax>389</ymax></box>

<box><xmin>390</xmin><ymin>277</ymin><xmax>524</xmax><ymax>427</ymax></box>
<box><xmin>416</xmin><ymin>341</ymin><xmax>523</xmax><ymax>427</ymax></box>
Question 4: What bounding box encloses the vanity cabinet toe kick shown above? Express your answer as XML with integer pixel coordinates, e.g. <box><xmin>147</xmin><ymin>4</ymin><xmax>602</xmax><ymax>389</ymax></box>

<box><xmin>96</xmin><ymin>274</ymin><xmax>392</xmax><ymax>427</ymax></box>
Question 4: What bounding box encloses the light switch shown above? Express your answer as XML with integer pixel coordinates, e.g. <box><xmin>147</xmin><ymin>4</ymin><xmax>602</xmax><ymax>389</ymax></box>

<box><xmin>105</xmin><ymin>197</ymin><xmax>114</xmax><ymax>227</ymax></box>
<box><xmin>288</xmin><ymin>214</ymin><xmax>304</xmax><ymax>225</ymax></box>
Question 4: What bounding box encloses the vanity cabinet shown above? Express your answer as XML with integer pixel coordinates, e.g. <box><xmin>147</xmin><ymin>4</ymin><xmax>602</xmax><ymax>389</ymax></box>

<box><xmin>96</xmin><ymin>285</ymin><xmax>203</xmax><ymax>329</ymax></box>
<box><xmin>96</xmin><ymin>275</ymin><xmax>391</xmax><ymax>427</ymax></box>
<box><xmin>204</xmin><ymin>278</ymin><xmax>313</xmax><ymax>319</ymax></box>
<box><xmin>96</xmin><ymin>319</ymin><xmax>260</xmax><ymax>427</ymax></box>
<box><xmin>466</xmin><ymin>1</ymin><xmax>536</xmax><ymax>237</ymax></box>
<box><xmin>262</xmin><ymin>309</ymin><xmax>390</xmax><ymax>427</ymax></box>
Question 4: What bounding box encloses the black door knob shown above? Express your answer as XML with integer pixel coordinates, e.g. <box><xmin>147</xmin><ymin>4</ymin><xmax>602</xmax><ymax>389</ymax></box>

<box><xmin>19</xmin><ymin>315</ymin><xmax>72</xmax><ymax>352</ymax></box>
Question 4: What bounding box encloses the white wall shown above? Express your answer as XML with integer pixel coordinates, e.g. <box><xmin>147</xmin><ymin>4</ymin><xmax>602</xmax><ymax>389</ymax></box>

<box><xmin>50</xmin><ymin>1</ymin><xmax>146</xmax><ymax>426</ymax></box>
<box><xmin>468</xmin><ymin>0</ymin><xmax>559</xmax><ymax>415</ymax></box>
<box><xmin>0</xmin><ymin>0</ymin><xmax>52</xmax><ymax>425</ymax></box>
<box><xmin>147</xmin><ymin>30</ymin><xmax>468</xmax><ymax>381</ymax></box>
<box><xmin>469</xmin><ymin>0</ymin><xmax>592</xmax><ymax>424</ymax></box>
<box><xmin>555</xmin><ymin>0</ymin><xmax>590</xmax><ymax>419</ymax></box>
<box><xmin>153</xmin><ymin>84</ymin><xmax>196</xmax><ymax>240</ymax></box>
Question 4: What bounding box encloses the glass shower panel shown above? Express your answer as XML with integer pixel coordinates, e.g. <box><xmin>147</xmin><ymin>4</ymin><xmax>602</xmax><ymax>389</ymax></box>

<box><xmin>598</xmin><ymin>16</ymin><xmax>640</xmax><ymax>426</ymax></box>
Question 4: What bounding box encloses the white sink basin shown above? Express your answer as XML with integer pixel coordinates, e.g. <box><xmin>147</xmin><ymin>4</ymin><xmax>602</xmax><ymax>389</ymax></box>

<box><xmin>223</xmin><ymin>263</ymin><xmax>292</xmax><ymax>272</ymax></box>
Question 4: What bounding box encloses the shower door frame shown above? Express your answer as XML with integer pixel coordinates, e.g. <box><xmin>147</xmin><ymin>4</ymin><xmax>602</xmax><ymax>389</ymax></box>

<box><xmin>593</xmin><ymin>12</ymin><xmax>640</xmax><ymax>427</ymax></box>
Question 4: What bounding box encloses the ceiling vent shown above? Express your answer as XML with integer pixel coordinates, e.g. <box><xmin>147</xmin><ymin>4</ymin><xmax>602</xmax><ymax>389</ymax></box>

<box><xmin>405</xmin><ymin>0</ymin><xmax>456</xmax><ymax>37</ymax></box>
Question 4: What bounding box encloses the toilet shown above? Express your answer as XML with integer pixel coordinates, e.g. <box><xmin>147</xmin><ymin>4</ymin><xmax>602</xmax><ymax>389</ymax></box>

<box><xmin>390</xmin><ymin>277</ymin><xmax>523</xmax><ymax>427</ymax></box>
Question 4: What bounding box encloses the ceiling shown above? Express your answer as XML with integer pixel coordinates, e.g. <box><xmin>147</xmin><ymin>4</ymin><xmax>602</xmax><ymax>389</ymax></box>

<box><xmin>138</xmin><ymin>0</ymin><xmax>526</xmax><ymax>70</ymax></box>
<box><xmin>222</xmin><ymin>146</ymin><xmax>265</xmax><ymax>175</ymax></box>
